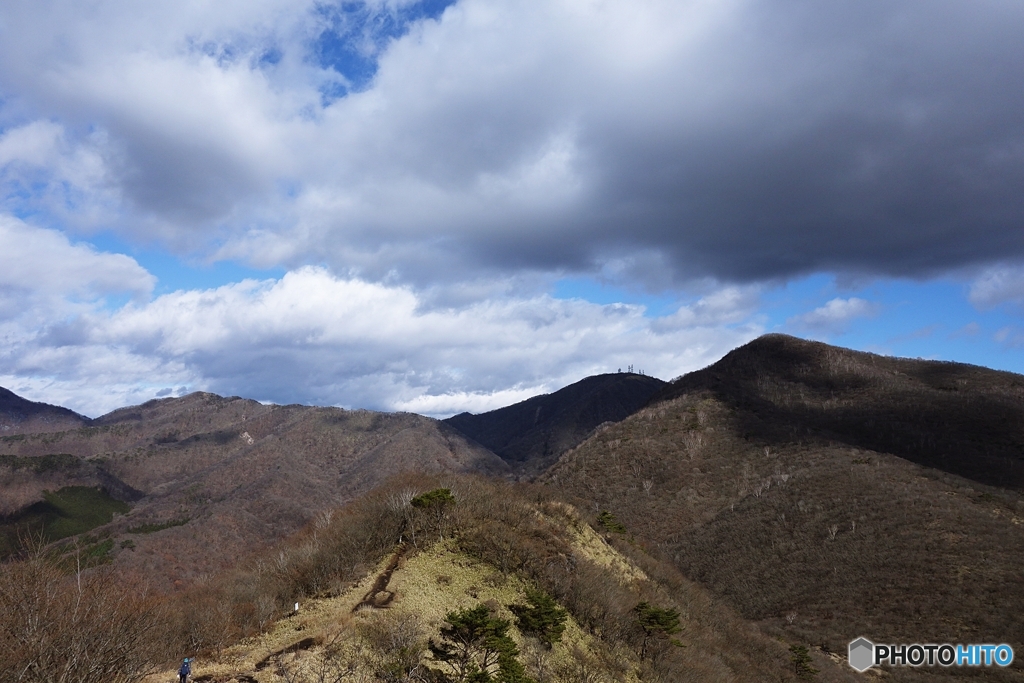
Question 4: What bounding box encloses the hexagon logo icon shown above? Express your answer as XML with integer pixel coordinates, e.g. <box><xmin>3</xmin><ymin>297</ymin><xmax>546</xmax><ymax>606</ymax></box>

<box><xmin>849</xmin><ymin>637</ymin><xmax>874</xmax><ymax>672</ymax></box>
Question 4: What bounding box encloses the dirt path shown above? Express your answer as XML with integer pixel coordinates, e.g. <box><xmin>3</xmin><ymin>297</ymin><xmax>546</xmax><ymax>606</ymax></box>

<box><xmin>352</xmin><ymin>543</ymin><xmax>408</xmax><ymax>611</ymax></box>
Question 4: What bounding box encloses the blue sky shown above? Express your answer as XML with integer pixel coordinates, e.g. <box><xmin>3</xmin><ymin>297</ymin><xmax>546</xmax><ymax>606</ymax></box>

<box><xmin>559</xmin><ymin>273</ymin><xmax>1024</xmax><ymax>375</ymax></box>
<box><xmin>760</xmin><ymin>275</ymin><xmax>1024</xmax><ymax>371</ymax></box>
<box><xmin>1</xmin><ymin>0</ymin><xmax>1023</xmax><ymax>417</ymax></box>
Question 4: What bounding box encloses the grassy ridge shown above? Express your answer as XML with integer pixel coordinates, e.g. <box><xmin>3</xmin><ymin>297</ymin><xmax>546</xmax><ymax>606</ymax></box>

<box><xmin>149</xmin><ymin>474</ymin><xmax>833</xmax><ymax>681</ymax></box>
<box><xmin>6</xmin><ymin>474</ymin><xmax>843</xmax><ymax>682</ymax></box>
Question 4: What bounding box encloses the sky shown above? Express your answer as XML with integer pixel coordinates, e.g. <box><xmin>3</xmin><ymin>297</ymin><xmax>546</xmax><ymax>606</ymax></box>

<box><xmin>1</xmin><ymin>0</ymin><xmax>1024</xmax><ymax>418</ymax></box>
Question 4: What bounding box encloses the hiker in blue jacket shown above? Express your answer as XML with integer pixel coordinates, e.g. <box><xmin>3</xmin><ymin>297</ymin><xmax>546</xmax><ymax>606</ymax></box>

<box><xmin>178</xmin><ymin>657</ymin><xmax>191</xmax><ymax>683</ymax></box>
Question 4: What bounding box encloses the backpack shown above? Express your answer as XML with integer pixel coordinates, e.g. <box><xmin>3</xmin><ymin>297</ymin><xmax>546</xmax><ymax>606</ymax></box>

<box><xmin>179</xmin><ymin>660</ymin><xmax>191</xmax><ymax>676</ymax></box>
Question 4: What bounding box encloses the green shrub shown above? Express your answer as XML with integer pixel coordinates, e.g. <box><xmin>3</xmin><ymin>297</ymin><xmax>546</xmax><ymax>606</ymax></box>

<box><xmin>596</xmin><ymin>510</ymin><xmax>626</xmax><ymax>534</ymax></box>
<box><xmin>126</xmin><ymin>518</ymin><xmax>190</xmax><ymax>534</ymax></box>
<box><xmin>509</xmin><ymin>589</ymin><xmax>567</xmax><ymax>648</ymax></box>
<box><xmin>411</xmin><ymin>488</ymin><xmax>455</xmax><ymax>509</ymax></box>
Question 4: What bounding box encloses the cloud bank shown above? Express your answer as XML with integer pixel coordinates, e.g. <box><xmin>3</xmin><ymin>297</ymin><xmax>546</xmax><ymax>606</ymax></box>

<box><xmin>2</xmin><ymin>262</ymin><xmax>761</xmax><ymax>416</ymax></box>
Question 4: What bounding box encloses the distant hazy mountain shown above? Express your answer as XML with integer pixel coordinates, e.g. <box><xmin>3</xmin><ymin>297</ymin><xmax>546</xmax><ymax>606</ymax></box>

<box><xmin>444</xmin><ymin>372</ymin><xmax>668</xmax><ymax>475</ymax></box>
<box><xmin>0</xmin><ymin>386</ymin><xmax>89</xmax><ymax>436</ymax></box>
<box><xmin>546</xmin><ymin>334</ymin><xmax>1024</xmax><ymax>661</ymax></box>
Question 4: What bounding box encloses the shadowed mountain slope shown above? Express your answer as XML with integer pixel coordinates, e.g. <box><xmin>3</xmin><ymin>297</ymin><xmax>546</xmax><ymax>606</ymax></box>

<box><xmin>0</xmin><ymin>391</ymin><xmax>507</xmax><ymax>586</ymax></box>
<box><xmin>544</xmin><ymin>335</ymin><xmax>1024</xmax><ymax>681</ymax></box>
<box><xmin>654</xmin><ymin>333</ymin><xmax>1024</xmax><ymax>489</ymax></box>
<box><xmin>444</xmin><ymin>372</ymin><xmax>667</xmax><ymax>474</ymax></box>
<box><xmin>0</xmin><ymin>387</ymin><xmax>89</xmax><ymax>436</ymax></box>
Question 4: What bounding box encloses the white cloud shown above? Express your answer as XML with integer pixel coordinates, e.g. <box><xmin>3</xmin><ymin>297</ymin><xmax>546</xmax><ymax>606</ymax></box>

<box><xmin>969</xmin><ymin>265</ymin><xmax>1024</xmax><ymax>310</ymax></box>
<box><xmin>994</xmin><ymin>326</ymin><xmax>1024</xmax><ymax>348</ymax></box>
<box><xmin>2</xmin><ymin>267</ymin><xmax>762</xmax><ymax>416</ymax></box>
<box><xmin>0</xmin><ymin>214</ymin><xmax>169</xmax><ymax>414</ymax></box>
<box><xmin>0</xmin><ymin>122</ymin><xmax>119</xmax><ymax>230</ymax></box>
<box><xmin>392</xmin><ymin>386</ymin><xmax>549</xmax><ymax>416</ymax></box>
<box><xmin>789</xmin><ymin>297</ymin><xmax>878</xmax><ymax>335</ymax></box>
<box><xmin>0</xmin><ymin>121</ymin><xmax>65</xmax><ymax>167</ymax></box>
<box><xmin>653</xmin><ymin>285</ymin><xmax>761</xmax><ymax>331</ymax></box>
<box><xmin>0</xmin><ymin>214</ymin><xmax>153</xmax><ymax>300</ymax></box>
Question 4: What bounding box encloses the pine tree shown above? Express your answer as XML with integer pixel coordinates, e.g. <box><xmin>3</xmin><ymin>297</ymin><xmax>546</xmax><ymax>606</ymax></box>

<box><xmin>596</xmin><ymin>510</ymin><xmax>627</xmax><ymax>534</ymax></box>
<box><xmin>508</xmin><ymin>588</ymin><xmax>568</xmax><ymax>648</ymax></box>
<box><xmin>633</xmin><ymin>601</ymin><xmax>681</xmax><ymax>660</ymax></box>
<box><xmin>789</xmin><ymin>644</ymin><xmax>819</xmax><ymax>680</ymax></box>
<box><xmin>429</xmin><ymin>604</ymin><xmax>534</xmax><ymax>683</ymax></box>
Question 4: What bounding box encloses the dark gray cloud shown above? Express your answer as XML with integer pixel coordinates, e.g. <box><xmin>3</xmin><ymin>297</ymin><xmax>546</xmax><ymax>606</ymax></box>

<box><xmin>536</xmin><ymin>0</ymin><xmax>1024</xmax><ymax>283</ymax></box>
<box><xmin>1</xmin><ymin>0</ymin><xmax>1023</xmax><ymax>288</ymax></box>
<box><xmin>273</xmin><ymin>0</ymin><xmax>1024</xmax><ymax>288</ymax></box>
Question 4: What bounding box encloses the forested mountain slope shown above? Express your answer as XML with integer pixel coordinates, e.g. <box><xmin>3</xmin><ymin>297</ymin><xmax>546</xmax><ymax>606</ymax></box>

<box><xmin>445</xmin><ymin>372</ymin><xmax>667</xmax><ymax>475</ymax></box>
<box><xmin>0</xmin><ymin>386</ymin><xmax>89</xmax><ymax>436</ymax></box>
<box><xmin>654</xmin><ymin>333</ymin><xmax>1024</xmax><ymax>489</ymax></box>
<box><xmin>0</xmin><ymin>391</ymin><xmax>506</xmax><ymax>585</ymax></box>
<box><xmin>545</xmin><ymin>336</ymin><xmax>1024</xmax><ymax>681</ymax></box>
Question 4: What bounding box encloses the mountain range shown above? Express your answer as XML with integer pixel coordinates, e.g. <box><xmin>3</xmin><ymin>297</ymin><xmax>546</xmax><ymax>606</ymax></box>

<box><xmin>0</xmin><ymin>386</ymin><xmax>89</xmax><ymax>436</ymax></box>
<box><xmin>1</xmin><ymin>392</ymin><xmax>505</xmax><ymax>582</ymax></box>
<box><xmin>3</xmin><ymin>333</ymin><xmax>1023</xmax><ymax>681</ymax></box>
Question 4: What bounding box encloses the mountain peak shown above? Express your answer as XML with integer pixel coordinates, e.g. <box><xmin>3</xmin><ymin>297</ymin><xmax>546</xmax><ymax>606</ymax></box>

<box><xmin>444</xmin><ymin>372</ymin><xmax>668</xmax><ymax>474</ymax></box>
<box><xmin>658</xmin><ymin>334</ymin><xmax>1024</xmax><ymax>489</ymax></box>
<box><xmin>0</xmin><ymin>386</ymin><xmax>90</xmax><ymax>435</ymax></box>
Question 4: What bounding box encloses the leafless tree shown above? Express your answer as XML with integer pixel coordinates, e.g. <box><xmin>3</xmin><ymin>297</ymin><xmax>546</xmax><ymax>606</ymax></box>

<box><xmin>556</xmin><ymin>646</ymin><xmax>608</xmax><ymax>683</ymax></box>
<box><xmin>682</xmin><ymin>431</ymin><xmax>704</xmax><ymax>459</ymax></box>
<box><xmin>0</xmin><ymin>553</ymin><xmax>161</xmax><ymax>683</ymax></box>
